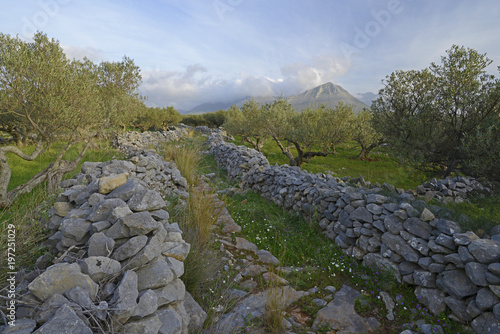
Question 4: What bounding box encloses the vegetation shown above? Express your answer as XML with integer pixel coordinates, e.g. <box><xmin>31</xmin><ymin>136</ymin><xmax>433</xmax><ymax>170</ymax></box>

<box><xmin>0</xmin><ymin>32</ymin><xmax>142</xmax><ymax>207</ymax></box>
<box><xmin>372</xmin><ymin>45</ymin><xmax>500</xmax><ymax>181</ymax></box>
<box><xmin>181</xmin><ymin>109</ymin><xmax>229</xmax><ymax>128</ymax></box>
<box><xmin>133</xmin><ymin>106</ymin><xmax>182</xmax><ymax>132</ymax></box>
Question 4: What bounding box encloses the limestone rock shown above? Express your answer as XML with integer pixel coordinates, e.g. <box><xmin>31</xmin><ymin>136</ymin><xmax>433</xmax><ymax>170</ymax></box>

<box><xmin>112</xmin><ymin>235</ymin><xmax>148</xmax><ymax>261</ymax></box>
<box><xmin>98</xmin><ymin>172</ymin><xmax>129</xmax><ymax>194</ymax></box>
<box><xmin>136</xmin><ymin>257</ymin><xmax>175</xmax><ymax>291</ymax></box>
<box><xmin>33</xmin><ymin>304</ymin><xmax>92</xmax><ymax>334</ymax></box>
<box><xmin>436</xmin><ymin>269</ymin><xmax>478</xmax><ymax>299</ymax></box>
<box><xmin>121</xmin><ymin>211</ymin><xmax>160</xmax><ymax>236</ymax></box>
<box><xmin>110</xmin><ymin>270</ymin><xmax>139</xmax><ymax>323</ymax></box>
<box><xmin>312</xmin><ymin>284</ymin><xmax>380</xmax><ymax>332</ymax></box>
<box><xmin>235</xmin><ymin>237</ymin><xmax>258</xmax><ymax>252</ymax></box>
<box><xmin>122</xmin><ymin>314</ymin><xmax>162</xmax><ymax>334</ymax></box>
<box><xmin>80</xmin><ymin>256</ymin><xmax>121</xmax><ymax>281</ymax></box>
<box><xmin>468</xmin><ymin>239</ymin><xmax>500</xmax><ymax>264</ymax></box>
<box><xmin>87</xmin><ymin>232</ymin><xmax>115</xmax><ymax>257</ymax></box>
<box><xmin>157</xmin><ymin>306</ymin><xmax>183</xmax><ymax>334</ymax></box>
<box><xmin>133</xmin><ymin>289</ymin><xmax>158</xmax><ymax>318</ymax></box>
<box><xmin>128</xmin><ymin>188</ymin><xmax>166</xmax><ymax>212</ymax></box>
<box><xmin>256</xmin><ymin>249</ymin><xmax>279</xmax><ymax>265</ymax></box>
<box><xmin>184</xmin><ymin>291</ymin><xmax>207</xmax><ymax>332</ymax></box>
<box><xmin>28</xmin><ymin>263</ymin><xmax>98</xmax><ymax>301</ymax></box>
<box><xmin>414</xmin><ymin>287</ymin><xmax>446</xmax><ymax>315</ymax></box>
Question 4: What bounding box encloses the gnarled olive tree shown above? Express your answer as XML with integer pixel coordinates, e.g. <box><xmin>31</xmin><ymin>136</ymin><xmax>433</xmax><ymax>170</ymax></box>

<box><xmin>0</xmin><ymin>32</ymin><xmax>142</xmax><ymax>207</ymax></box>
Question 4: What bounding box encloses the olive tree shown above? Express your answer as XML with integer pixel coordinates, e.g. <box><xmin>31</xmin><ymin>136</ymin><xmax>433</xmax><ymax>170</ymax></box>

<box><xmin>0</xmin><ymin>32</ymin><xmax>142</xmax><ymax>207</ymax></box>
<box><xmin>224</xmin><ymin>101</ymin><xmax>268</xmax><ymax>151</ymax></box>
<box><xmin>352</xmin><ymin>109</ymin><xmax>383</xmax><ymax>160</ymax></box>
<box><xmin>372</xmin><ymin>45</ymin><xmax>500</xmax><ymax>178</ymax></box>
<box><xmin>261</xmin><ymin>99</ymin><xmax>353</xmax><ymax>166</ymax></box>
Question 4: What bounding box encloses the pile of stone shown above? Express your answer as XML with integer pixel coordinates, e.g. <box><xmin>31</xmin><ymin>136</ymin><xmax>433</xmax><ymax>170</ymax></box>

<box><xmin>113</xmin><ymin>129</ymin><xmax>189</xmax><ymax>155</ymax></box>
<box><xmin>78</xmin><ymin>150</ymin><xmax>189</xmax><ymax>200</ymax></box>
<box><xmin>207</xmin><ymin>133</ymin><xmax>500</xmax><ymax>333</ymax></box>
<box><xmin>5</xmin><ymin>155</ymin><xmax>205</xmax><ymax>334</ymax></box>
<box><xmin>416</xmin><ymin>176</ymin><xmax>491</xmax><ymax>203</ymax></box>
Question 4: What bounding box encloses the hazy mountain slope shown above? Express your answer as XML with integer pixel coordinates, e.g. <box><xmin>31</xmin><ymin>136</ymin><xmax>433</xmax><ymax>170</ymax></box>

<box><xmin>186</xmin><ymin>82</ymin><xmax>369</xmax><ymax>114</ymax></box>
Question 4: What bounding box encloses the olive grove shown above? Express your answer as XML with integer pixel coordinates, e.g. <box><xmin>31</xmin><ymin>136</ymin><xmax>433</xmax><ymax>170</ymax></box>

<box><xmin>0</xmin><ymin>32</ymin><xmax>142</xmax><ymax>207</ymax></box>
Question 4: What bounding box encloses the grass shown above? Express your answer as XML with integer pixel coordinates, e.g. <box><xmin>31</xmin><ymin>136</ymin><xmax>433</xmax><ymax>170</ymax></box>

<box><xmin>433</xmin><ymin>194</ymin><xmax>500</xmax><ymax>236</ymax></box>
<box><xmin>6</xmin><ymin>139</ymin><xmax>124</xmax><ymax>191</ymax></box>
<box><xmin>161</xmin><ymin>137</ymin><xmax>204</xmax><ymax>186</ymax></box>
<box><xmin>197</xmin><ymin>148</ymin><xmax>469</xmax><ymax>333</ymax></box>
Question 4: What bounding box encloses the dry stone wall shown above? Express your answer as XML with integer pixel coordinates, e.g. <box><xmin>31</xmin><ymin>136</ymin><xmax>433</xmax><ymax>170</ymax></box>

<box><xmin>207</xmin><ymin>133</ymin><xmax>500</xmax><ymax>333</ymax></box>
<box><xmin>6</xmin><ymin>135</ymin><xmax>207</xmax><ymax>333</ymax></box>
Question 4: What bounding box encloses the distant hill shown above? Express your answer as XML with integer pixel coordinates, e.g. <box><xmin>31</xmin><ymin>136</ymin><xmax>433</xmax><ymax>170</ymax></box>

<box><xmin>355</xmin><ymin>92</ymin><xmax>378</xmax><ymax>107</ymax></box>
<box><xmin>186</xmin><ymin>82</ymin><xmax>369</xmax><ymax>114</ymax></box>
<box><xmin>184</xmin><ymin>100</ymin><xmax>242</xmax><ymax>114</ymax></box>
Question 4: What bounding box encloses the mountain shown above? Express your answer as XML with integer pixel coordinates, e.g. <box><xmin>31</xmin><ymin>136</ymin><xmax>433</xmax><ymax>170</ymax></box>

<box><xmin>184</xmin><ymin>100</ymin><xmax>242</xmax><ymax>114</ymax></box>
<box><xmin>186</xmin><ymin>82</ymin><xmax>369</xmax><ymax>114</ymax></box>
<box><xmin>355</xmin><ymin>92</ymin><xmax>378</xmax><ymax>107</ymax></box>
<box><xmin>286</xmin><ymin>82</ymin><xmax>368</xmax><ymax>113</ymax></box>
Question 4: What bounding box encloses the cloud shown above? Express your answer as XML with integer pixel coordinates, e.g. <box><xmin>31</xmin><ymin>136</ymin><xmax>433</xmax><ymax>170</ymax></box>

<box><xmin>139</xmin><ymin>55</ymin><xmax>352</xmax><ymax>111</ymax></box>
<box><xmin>280</xmin><ymin>55</ymin><xmax>351</xmax><ymax>92</ymax></box>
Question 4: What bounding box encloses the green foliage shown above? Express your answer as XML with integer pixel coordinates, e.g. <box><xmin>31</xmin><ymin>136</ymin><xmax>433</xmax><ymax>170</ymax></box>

<box><xmin>224</xmin><ymin>101</ymin><xmax>268</xmax><ymax>151</ymax></box>
<box><xmin>0</xmin><ymin>31</ymin><xmax>142</xmax><ymax>206</ymax></box>
<box><xmin>203</xmin><ymin>109</ymin><xmax>229</xmax><ymax>128</ymax></box>
<box><xmin>181</xmin><ymin>114</ymin><xmax>208</xmax><ymax>127</ymax></box>
<box><xmin>372</xmin><ymin>45</ymin><xmax>500</xmax><ymax>180</ymax></box>
<box><xmin>257</xmin><ymin>98</ymin><xmax>355</xmax><ymax>166</ymax></box>
<box><xmin>134</xmin><ymin>106</ymin><xmax>182</xmax><ymax>131</ymax></box>
<box><xmin>352</xmin><ymin>109</ymin><xmax>383</xmax><ymax>160</ymax></box>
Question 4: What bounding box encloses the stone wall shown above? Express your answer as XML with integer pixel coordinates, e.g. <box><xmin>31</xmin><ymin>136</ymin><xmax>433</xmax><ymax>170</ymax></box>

<box><xmin>207</xmin><ymin>133</ymin><xmax>500</xmax><ymax>332</ymax></box>
<box><xmin>8</xmin><ymin>138</ymin><xmax>206</xmax><ymax>333</ymax></box>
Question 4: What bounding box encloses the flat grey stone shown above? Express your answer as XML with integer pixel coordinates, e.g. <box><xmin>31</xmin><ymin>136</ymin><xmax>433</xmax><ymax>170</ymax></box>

<box><xmin>110</xmin><ymin>270</ymin><xmax>138</xmax><ymax>324</ymax></box>
<box><xmin>121</xmin><ymin>211</ymin><xmax>160</xmax><ymax>236</ymax></box>
<box><xmin>112</xmin><ymin>235</ymin><xmax>148</xmax><ymax>261</ymax></box>
<box><xmin>157</xmin><ymin>306</ymin><xmax>183</xmax><ymax>334</ymax></box>
<box><xmin>33</xmin><ymin>304</ymin><xmax>92</xmax><ymax>334</ymax></box>
<box><xmin>468</xmin><ymin>239</ymin><xmax>500</xmax><ymax>264</ymax></box>
<box><xmin>28</xmin><ymin>263</ymin><xmax>98</xmax><ymax>301</ymax></box>
<box><xmin>436</xmin><ymin>269</ymin><xmax>478</xmax><ymax>299</ymax></box>
<box><xmin>136</xmin><ymin>257</ymin><xmax>174</xmax><ymax>291</ymax></box>
<box><xmin>122</xmin><ymin>314</ymin><xmax>162</xmax><ymax>334</ymax></box>
<box><xmin>414</xmin><ymin>287</ymin><xmax>446</xmax><ymax>315</ymax></box>
<box><xmin>184</xmin><ymin>291</ymin><xmax>207</xmax><ymax>332</ymax></box>
<box><xmin>404</xmin><ymin>217</ymin><xmax>432</xmax><ymax>239</ymax></box>
<box><xmin>87</xmin><ymin>198</ymin><xmax>128</xmax><ymax>222</ymax></box>
<box><xmin>80</xmin><ymin>256</ymin><xmax>121</xmax><ymax>281</ymax></box>
<box><xmin>128</xmin><ymin>188</ymin><xmax>166</xmax><ymax>212</ymax></box>
<box><xmin>87</xmin><ymin>232</ymin><xmax>115</xmax><ymax>257</ymax></box>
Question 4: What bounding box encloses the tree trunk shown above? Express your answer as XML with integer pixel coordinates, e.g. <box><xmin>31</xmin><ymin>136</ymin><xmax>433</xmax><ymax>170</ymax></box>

<box><xmin>0</xmin><ymin>140</ymin><xmax>91</xmax><ymax>208</ymax></box>
<box><xmin>271</xmin><ymin>136</ymin><xmax>295</xmax><ymax>165</ymax></box>
<box><xmin>0</xmin><ymin>141</ymin><xmax>48</xmax><ymax>208</ymax></box>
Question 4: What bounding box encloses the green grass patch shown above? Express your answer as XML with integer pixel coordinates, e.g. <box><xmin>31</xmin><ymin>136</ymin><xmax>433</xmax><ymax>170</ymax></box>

<box><xmin>6</xmin><ymin>140</ymin><xmax>123</xmax><ymax>191</ymax></box>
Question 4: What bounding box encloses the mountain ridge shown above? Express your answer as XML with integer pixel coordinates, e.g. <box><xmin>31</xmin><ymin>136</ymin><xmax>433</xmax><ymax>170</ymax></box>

<box><xmin>185</xmin><ymin>82</ymin><xmax>370</xmax><ymax>114</ymax></box>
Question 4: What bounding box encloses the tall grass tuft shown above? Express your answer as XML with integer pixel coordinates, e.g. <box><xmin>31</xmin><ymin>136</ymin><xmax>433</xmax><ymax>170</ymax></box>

<box><xmin>0</xmin><ymin>186</ymin><xmax>54</xmax><ymax>283</ymax></box>
<box><xmin>163</xmin><ymin>141</ymin><xmax>202</xmax><ymax>186</ymax></box>
<box><xmin>176</xmin><ymin>184</ymin><xmax>223</xmax><ymax>294</ymax></box>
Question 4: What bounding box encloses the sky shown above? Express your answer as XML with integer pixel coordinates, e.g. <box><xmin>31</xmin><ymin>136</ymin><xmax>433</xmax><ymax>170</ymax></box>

<box><xmin>1</xmin><ymin>0</ymin><xmax>500</xmax><ymax>111</ymax></box>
